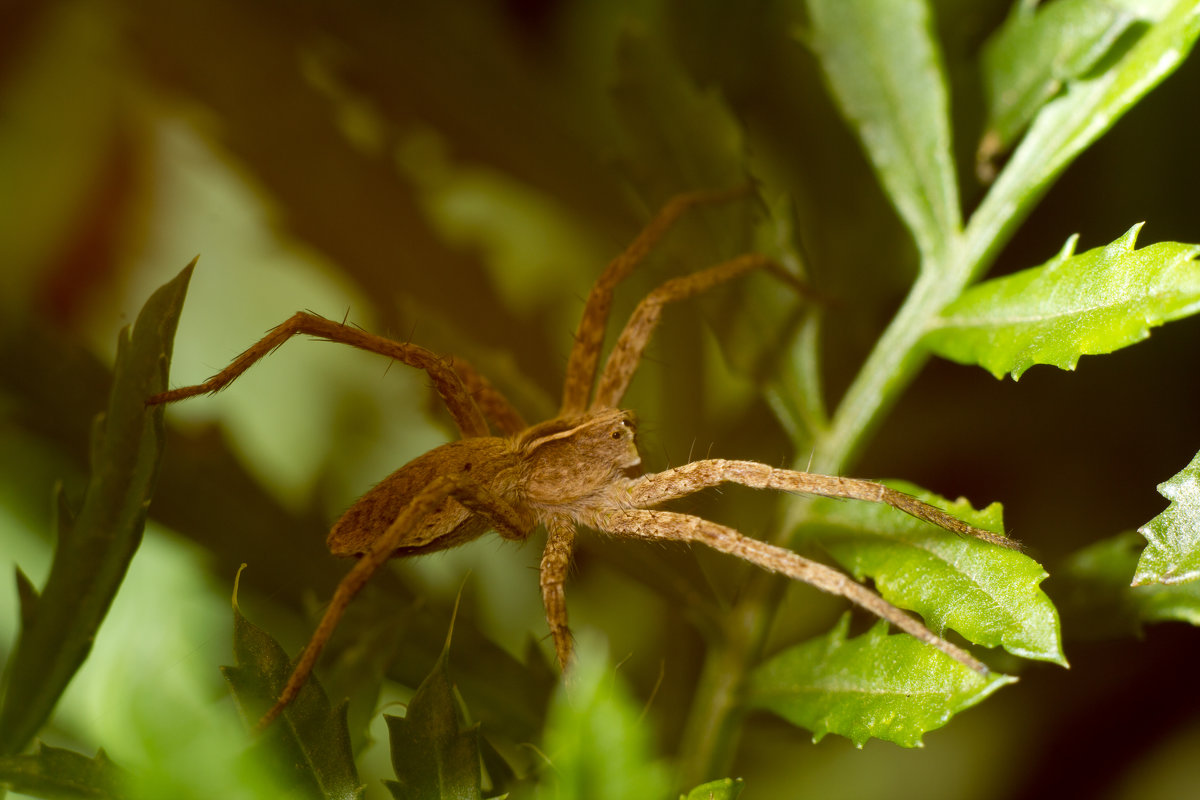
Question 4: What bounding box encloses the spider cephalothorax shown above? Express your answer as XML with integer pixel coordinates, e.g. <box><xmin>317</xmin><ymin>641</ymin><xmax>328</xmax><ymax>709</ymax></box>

<box><xmin>519</xmin><ymin>410</ymin><xmax>642</xmax><ymax>510</ymax></box>
<box><xmin>149</xmin><ymin>188</ymin><xmax>1014</xmax><ymax>730</ymax></box>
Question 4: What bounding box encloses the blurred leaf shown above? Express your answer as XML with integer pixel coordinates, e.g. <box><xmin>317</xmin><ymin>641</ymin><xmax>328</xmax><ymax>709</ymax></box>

<box><xmin>384</xmin><ymin>616</ymin><xmax>481</xmax><ymax>800</ymax></box>
<box><xmin>1059</xmin><ymin>531</ymin><xmax>1200</xmax><ymax>638</ymax></box>
<box><xmin>387</xmin><ymin>610</ymin><xmax>556</xmax><ymax>756</ymax></box>
<box><xmin>925</xmin><ymin>226</ymin><xmax>1200</xmax><ymax>379</ymax></box>
<box><xmin>274</xmin><ymin>0</ymin><xmax>627</xmax><ymax>231</ymax></box>
<box><xmin>978</xmin><ymin>0</ymin><xmax>1142</xmax><ymax>175</ymax></box>
<box><xmin>0</xmin><ymin>261</ymin><xmax>192</xmax><ymax>755</ymax></box>
<box><xmin>478</xmin><ymin>734</ymin><xmax>517</xmax><ymax>800</ymax></box>
<box><xmin>610</xmin><ymin>27</ymin><xmax>748</xmax><ymax>203</ymax></box>
<box><xmin>607</xmin><ymin>25</ymin><xmax>757</xmax><ymax>312</ymax></box>
<box><xmin>537</xmin><ymin>633</ymin><xmax>670</xmax><ymax>800</ymax></box>
<box><xmin>969</xmin><ymin>0</ymin><xmax>1200</xmax><ymax>264</ymax></box>
<box><xmin>806</xmin><ymin>482</ymin><xmax>1065</xmax><ymax>664</ymax></box>
<box><xmin>745</xmin><ymin>615</ymin><xmax>1016</xmax><ymax>748</ymax></box>
<box><xmin>0</xmin><ymin>742</ymin><xmax>126</xmax><ymax>800</ymax></box>
<box><xmin>1134</xmin><ymin>450</ymin><xmax>1200</xmax><ymax>585</ymax></box>
<box><xmin>122</xmin><ymin>0</ymin><xmax>545</xmax><ymax>365</ymax></box>
<box><xmin>13</xmin><ymin>566</ymin><xmax>38</xmax><ymax>631</ymax></box>
<box><xmin>802</xmin><ymin>0</ymin><xmax>961</xmax><ymax>261</ymax></box>
<box><xmin>222</xmin><ymin>580</ymin><xmax>364</xmax><ymax>800</ymax></box>
<box><xmin>680</xmin><ymin>777</ymin><xmax>744</xmax><ymax>800</ymax></box>
<box><xmin>609</xmin><ymin>28</ymin><xmax>811</xmax><ymax>425</ymax></box>
<box><xmin>319</xmin><ymin>598</ymin><xmax>407</xmax><ymax>755</ymax></box>
<box><xmin>0</xmin><ymin>0</ymin><xmax>125</xmax><ymax>316</ymax></box>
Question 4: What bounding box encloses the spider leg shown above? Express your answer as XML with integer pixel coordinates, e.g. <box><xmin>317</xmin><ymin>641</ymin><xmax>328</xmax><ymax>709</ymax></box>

<box><xmin>627</xmin><ymin>459</ymin><xmax>1017</xmax><ymax>550</ymax></box>
<box><xmin>561</xmin><ymin>187</ymin><xmax>750</xmax><ymax>416</ymax></box>
<box><xmin>540</xmin><ymin>514</ymin><xmax>577</xmax><ymax>669</ymax></box>
<box><xmin>590</xmin><ymin>254</ymin><xmax>799</xmax><ymax>410</ymax></box>
<box><xmin>450</xmin><ymin>355</ymin><xmax>528</xmax><ymax>435</ymax></box>
<box><xmin>147</xmin><ymin>311</ymin><xmax>498</xmax><ymax>439</ymax></box>
<box><xmin>256</xmin><ymin>474</ymin><xmax>528</xmax><ymax>732</ymax></box>
<box><xmin>595</xmin><ymin>508</ymin><xmax>989</xmax><ymax>674</ymax></box>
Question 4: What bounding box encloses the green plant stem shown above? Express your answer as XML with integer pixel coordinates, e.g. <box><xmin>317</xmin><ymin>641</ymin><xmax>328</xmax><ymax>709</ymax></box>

<box><xmin>677</xmin><ymin>232</ymin><xmax>994</xmax><ymax>784</ymax></box>
<box><xmin>676</xmin><ymin>168</ymin><xmax>1053</xmax><ymax>781</ymax></box>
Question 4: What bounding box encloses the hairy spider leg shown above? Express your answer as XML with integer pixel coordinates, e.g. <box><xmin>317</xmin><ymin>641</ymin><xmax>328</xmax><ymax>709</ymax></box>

<box><xmin>256</xmin><ymin>473</ymin><xmax>529</xmax><ymax>731</ymax></box>
<box><xmin>540</xmin><ymin>514</ymin><xmax>577</xmax><ymax>668</ymax></box>
<box><xmin>146</xmin><ymin>310</ymin><xmax>522</xmax><ymax>438</ymax></box>
<box><xmin>591</xmin><ymin>253</ymin><xmax>800</xmax><ymax>411</ymax></box>
<box><xmin>560</xmin><ymin>186</ymin><xmax>752</xmax><ymax>416</ymax></box>
<box><xmin>595</xmin><ymin>508</ymin><xmax>989</xmax><ymax>674</ymax></box>
<box><xmin>628</xmin><ymin>460</ymin><xmax>1019</xmax><ymax>551</ymax></box>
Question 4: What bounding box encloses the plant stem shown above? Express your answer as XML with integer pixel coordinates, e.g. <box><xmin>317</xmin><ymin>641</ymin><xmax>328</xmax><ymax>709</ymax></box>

<box><xmin>677</xmin><ymin>233</ymin><xmax>985</xmax><ymax>783</ymax></box>
<box><xmin>807</xmin><ymin>266</ymin><xmax>957</xmax><ymax>476</ymax></box>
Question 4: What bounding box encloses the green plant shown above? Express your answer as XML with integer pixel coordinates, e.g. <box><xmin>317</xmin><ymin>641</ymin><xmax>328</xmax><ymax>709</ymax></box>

<box><xmin>4</xmin><ymin>0</ymin><xmax>1200</xmax><ymax>798</ymax></box>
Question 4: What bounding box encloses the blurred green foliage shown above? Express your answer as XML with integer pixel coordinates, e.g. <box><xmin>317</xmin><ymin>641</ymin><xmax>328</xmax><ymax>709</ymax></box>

<box><xmin>3</xmin><ymin>0</ymin><xmax>1200</xmax><ymax>798</ymax></box>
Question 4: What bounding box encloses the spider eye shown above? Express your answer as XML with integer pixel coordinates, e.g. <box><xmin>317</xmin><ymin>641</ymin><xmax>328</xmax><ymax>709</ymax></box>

<box><xmin>611</xmin><ymin>430</ymin><xmax>622</xmax><ymax>440</ymax></box>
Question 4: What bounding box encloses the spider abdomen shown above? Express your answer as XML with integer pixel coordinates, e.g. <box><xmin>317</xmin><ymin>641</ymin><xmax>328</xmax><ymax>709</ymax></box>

<box><xmin>327</xmin><ymin>437</ymin><xmax>517</xmax><ymax>557</ymax></box>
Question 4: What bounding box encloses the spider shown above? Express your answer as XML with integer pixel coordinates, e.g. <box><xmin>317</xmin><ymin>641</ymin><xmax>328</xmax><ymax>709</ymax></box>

<box><xmin>148</xmin><ymin>188</ymin><xmax>1015</xmax><ymax>730</ymax></box>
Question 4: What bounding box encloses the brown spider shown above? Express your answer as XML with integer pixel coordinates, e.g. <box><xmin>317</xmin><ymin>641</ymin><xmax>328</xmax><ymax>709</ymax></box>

<box><xmin>148</xmin><ymin>188</ymin><xmax>1014</xmax><ymax>730</ymax></box>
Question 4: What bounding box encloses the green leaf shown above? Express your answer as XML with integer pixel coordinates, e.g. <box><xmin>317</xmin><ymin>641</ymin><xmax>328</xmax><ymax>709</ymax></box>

<box><xmin>803</xmin><ymin>0</ymin><xmax>961</xmax><ymax>260</ymax></box>
<box><xmin>978</xmin><ymin>0</ymin><xmax>1142</xmax><ymax>174</ymax></box>
<box><xmin>0</xmin><ymin>261</ymin><xmax>193</xmax><ymax>755</ymax></box>
<box><xmin>1134</xmin><ymin>451</ymin><xmax>1200</xmax><ymax>585</ymax></box>
<box><xmin>968</xmin><ymin>0</ymin><xmax>1200</xmax><ymax>264</ymax></box>
<box><xmin>537</xmin><ymin>632</ymin><xmax>670</xmax><ymax>800</ymax></box>
<box><xmin>13</xmin><ymin>566</ymin><xmax>38</xmax><ymax>632</ymax></box>
<box><xmin>745</xmin><ymin>615</ymin><xmax>1015</xmax><ymax>747</ymax></box>
<box><xmin>1059</xmin><ymin>531</ymin><xmax>1200</xmax><ymax>638</ymax></box>
<box><xmin>222</xmin><ymin>579</ymin><xmax>364</xmax><ymax>800</ymax></box>
<box><xmin>805</xmin><ymin>482</ymin><xmax>1065</xmax><ymax>664</ymax></box>
<box><xmin>0</xmin><ymin>743</ymin><xmax>126</xmax><ymax>800</ymax></box>
<box><xmin>680</xmin><ymin>777</ymin><xmax>744</xmax><ymax>800</ymax></box>
<box><xmin>384</xmin><ymin>618</ymin><xmax>481</xmax><ymax>800</ymax></box>
<box><xmin>610</xmin><ymin>27</ymin><xmax>748</xmax><ymax>203</ymax></box>
<box><xmin>609</xmin><ymin>28</ymin><xmax>814</xmax><ymax>426</ymax></box>
<box><xmin>925</xmin><ymin>226</ymin><xmax>1200</xmax><ymax>379</ymax></box>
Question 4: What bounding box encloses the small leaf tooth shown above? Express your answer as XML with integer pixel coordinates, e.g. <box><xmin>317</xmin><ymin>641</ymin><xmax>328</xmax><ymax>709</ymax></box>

<box><xmin>1050</xmin><ymin>233</ymin><xmax>1080</xmax><ymax>269</ymax></box>
<box><xmin>14</xmin><ymin>566</ymin><xmax>39</xmax><ymax>629</ymax></box>
<box><xmin>1117</xmin><ymin>222</ymin><xmax>1145</xmax><ymax>251</ymax></box>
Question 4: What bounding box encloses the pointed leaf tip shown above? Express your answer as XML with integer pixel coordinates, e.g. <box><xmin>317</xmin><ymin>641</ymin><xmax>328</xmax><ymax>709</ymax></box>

<box><xmin>804</xmin><ymin>0</ymin><xmax>961</xmax><ymax>261</ymax></box>
<box><xmin>1135</xmin><ymin>451</ymin><xmax>1200</xmax><ymax>586</ymax></box>
<box><xmin>746</xmin><ymin>616</ymin><xmax>1015</xmax><ymax>748</ymax></box>
<box><xmin>927</xmin><ymin>229</ymin><xmax>1200</xmax><ymax>379</ymax></box>
<box><xmin>681</xmin><ymin>777</ymin><xmax>744</xmax><ymax>800</ymax></box>
<box><xmin>386</xmin><ymin>620</ymin><xmax>482</xmax><ymax>800</ymax></box>
<box><xmin>807</xmin><ymin>482</ymin><xmax>1066</xmax><ymax>665</ymax></box>
<box><xmin>0</xmin><ymin>263</ymin><xmax>192</xmax><ymax>755</ymax></box>
<box><xmin>224</xmin><ymin>598</ymin><xmax>363</xmax><ymax>798</ymax></box>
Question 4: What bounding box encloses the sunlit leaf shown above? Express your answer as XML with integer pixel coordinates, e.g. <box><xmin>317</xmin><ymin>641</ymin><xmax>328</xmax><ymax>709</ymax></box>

<box><xmin>978</xmin><ymin>0</ymin><xmax>1142</xmax><ymax>175</ymax></box>
<box><xmin>0</xmin><ymin>742</ymin><xmax>126</xmax><ymax>800</ymax></box>
<box><xmin>802</xmin><ymin>0</ymin><xmax>961</xmax><ymax>260</ymax></box>
<box><xmin>0</xmin><ymin>262</ymin><xmax>192</xmax><ymax>756</ymax></box>
<box><xmin>925</xmin><ymin>226</ymin><xmax>1200</xmax><ymax>379</ymax></box>
<box><xmin>1059</xmin><ymin>531</ymin><xmax>1200</xmax><ymax>638</ymax></box>
<box><xmin>538</xmin><ymin>632</ymin><xmax>670</xmax><ymax>800</ymax></box>
<box><xmin>968</xmin><ymin>0</ymin><xmax>1200</xmax><ymax>264</ymax></box>
<box><xmin>222</xmin><ymin>579</ymin><xmax>364</xmax><ymax>800</ymax></box>
<box><xmin>680</xmin><ymin>777</ymin><xmax>744</xmax><ymax>800</ymax></box>
<box><xmin>383</xmin><ymin>621</ymin><xmax>481</xmax><ymax>800</ymax></box>
<box><xmin>1134</xmin><ymin>451</ymin><xmax>1200</xmax><ymax>585</ymax></box>
<box><xmin>805</xmin><ymin>482</ymin><xmax>1065</xmax><ymax>664</ymax></box>
<box><xmin>746</xmin><ymin>615</ymin><xmax>1015</xmax><ymax>747</ymax></box>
